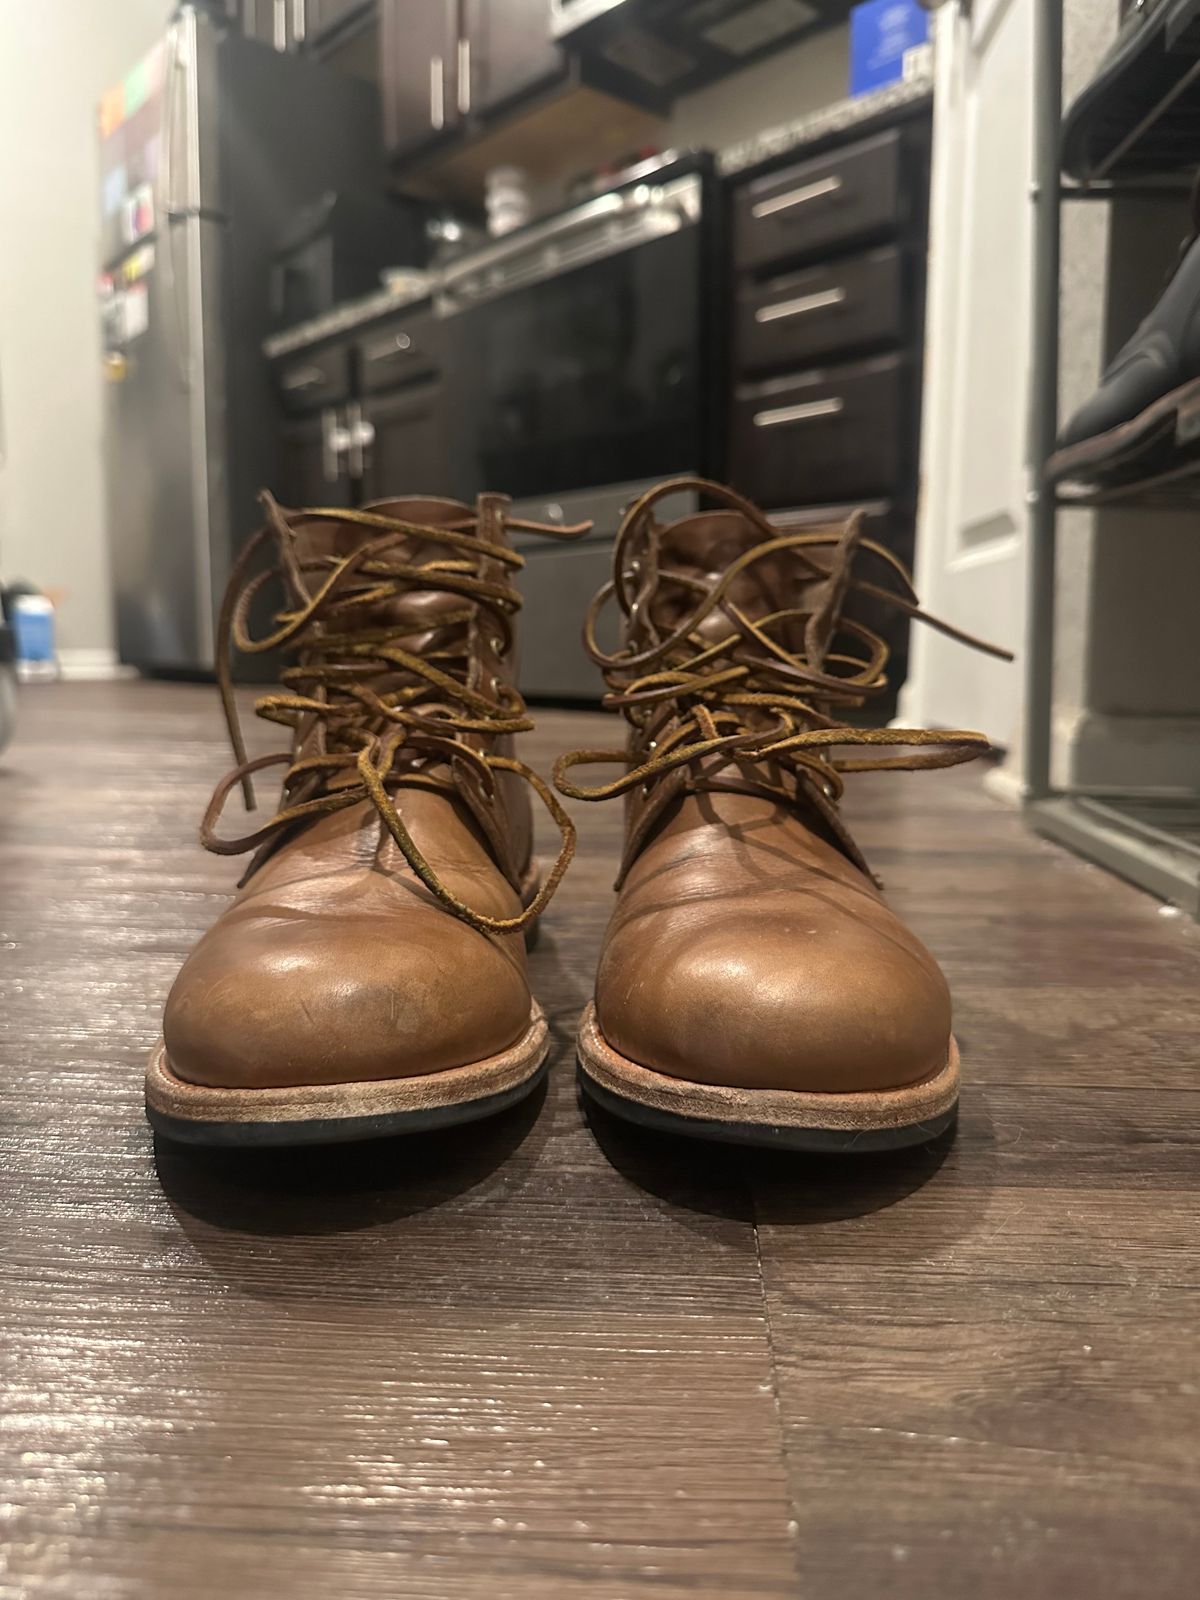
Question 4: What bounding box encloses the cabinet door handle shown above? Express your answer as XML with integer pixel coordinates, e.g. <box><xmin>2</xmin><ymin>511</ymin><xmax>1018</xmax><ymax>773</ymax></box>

<box><xmin>322</xmin><ymin>407</ymin><xmax>347</xmax><ymax>483</ymax></box>
<box><xmin>292</xmin><ymin>0</ymin><xmax>306</xmax><ymax>45</ymax></box>
<box><xmin>751</xmin><ymin>173</ymin><xmax>843</xmax><ymax>221</ymax></box>
<box><xmin>430</xmin><ymin>55</ymin><xmax>445</xmax><ymax>129</ymax></box>
<box><xmin>273</xmin><ymin>0</ymin><xmax>288</xmax><ymax>50</ymax></box>
<box><xmin>346</xmin><ymin>402</ymin><xmax>375</xmax><ymax>479</ymax></box>
<box><xmin>753</xmin><ymin>397</ymin><xmax>844</xmax><ymax>428</ymax></box>
<box><xmin>755</xmin><ymin>286</ymin><xmax>846</xmax><ymax>324</ymax></box>
<box><xmin>457</xmin><ymin>37</ymin><xmax>471</xmax><ymax>115</ymax></box>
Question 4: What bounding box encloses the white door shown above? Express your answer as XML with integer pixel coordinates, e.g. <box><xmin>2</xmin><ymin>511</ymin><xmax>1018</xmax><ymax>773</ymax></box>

<box><xmin>899</xmin><ymin>0</ymin><xmax>1032</xmax><ymax>756</ymax></box>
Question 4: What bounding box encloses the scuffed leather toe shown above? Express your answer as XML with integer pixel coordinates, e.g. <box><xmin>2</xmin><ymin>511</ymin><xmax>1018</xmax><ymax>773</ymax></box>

<box><xmin>163</xmin><ymin>906</ymin><xmax>531</xmax><ymax>1090</ymax></box>
<box><xmin>593</xmin><ymin>796</ymin><xmax>953</xmax><ymax>1096</ymax></box>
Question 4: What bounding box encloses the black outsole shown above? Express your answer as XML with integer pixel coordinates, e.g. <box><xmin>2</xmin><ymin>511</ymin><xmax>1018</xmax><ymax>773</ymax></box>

<box><xmin>146</xmin><ymin>1056</ymin><xmax>550</xmax><ymax>1149</ymax></box>
<box><xmin>578</xmin><ymin>1065</ymin><xmax>957</xmax><ymax>1154</ymax></box>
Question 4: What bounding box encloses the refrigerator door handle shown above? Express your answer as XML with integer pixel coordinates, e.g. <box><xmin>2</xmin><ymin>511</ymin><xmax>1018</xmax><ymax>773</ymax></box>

<box><xmin>157</xmin><ymin>16</ymin><xmax>193</xmax><ymax>393</ymax></box>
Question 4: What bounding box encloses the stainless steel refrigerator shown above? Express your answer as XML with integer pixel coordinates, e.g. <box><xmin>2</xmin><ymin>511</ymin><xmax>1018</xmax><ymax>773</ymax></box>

<box><xmin>99</xmin><ymin>5</ymin><xmax>386</xmax><ymax>673</ymax></box>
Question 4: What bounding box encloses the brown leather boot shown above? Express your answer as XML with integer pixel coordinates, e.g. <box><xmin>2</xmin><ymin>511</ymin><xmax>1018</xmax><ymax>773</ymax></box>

<box><xmin>555</xmin><ymin>477</ymin><xmax>1010</xmax><ymax>1152</ymax></box>
<box><xmin>147</xmin><ymin>492</ymin><xmax>584</xmax><ymax>1146</ymax></box>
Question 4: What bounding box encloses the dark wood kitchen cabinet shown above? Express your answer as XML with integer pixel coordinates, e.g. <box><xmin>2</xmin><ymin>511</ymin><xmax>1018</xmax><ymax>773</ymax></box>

<box><xmin>239</xmin><ymin>0</ymin><xmax>284</xmax><ymax>47</ymax></box>
<box><xmin>379</xmin><ymin>0</ymin><xmax>562</xmax><ymax>161</ymax></box>
<box><xmin>465</xmin><ymin>0</ymin><xmax>561</xmax><ymax>117</ymax></box>
<box><xmin>271</xmin><ymin>300</ymin><xmax>455</xmax><ymax>506</ymax></box>
<box><xmin>361</xmin><ymin>381</ymin><xmax>454</xmax><ymax>500</ymax></box>
<box><xmin>727</xmin><ymin>105</ymin><xmax>934</xmax><ymax>713</ymax></box>
<box><xmin>380</xmin><ymin>0</ymin><xmax>464</xmax><ymax>160</ymax></box>
<box><xmin>279</xmin><ymin>413</ymin><xmax>353</xmax><ymax>508</ymax></box>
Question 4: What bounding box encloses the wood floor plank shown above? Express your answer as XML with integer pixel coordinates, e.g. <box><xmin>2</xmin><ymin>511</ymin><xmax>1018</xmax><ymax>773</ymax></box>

<box><xmin>750</xmin><ymin>762</ymin><xmax>1200</xmax><ymax>1600</ymax></box>
<box><xmin>0</xmin><ymin>683</ymin><xmax>797</xmax><ymax>1600</ymax></box>
<box><xmin>3</xmin><ymin>684</ymin><xmax>1198</xmax><ymax>1598</ymax></box>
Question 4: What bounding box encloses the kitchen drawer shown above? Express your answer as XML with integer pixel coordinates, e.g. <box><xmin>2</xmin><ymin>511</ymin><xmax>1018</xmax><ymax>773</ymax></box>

<box><xmin>515</xmin><ymin>538</ymin><xmax>619</xmax><ymax>702</ymax></box>
<box><xmin>735</xmin><ymin>246</ymin><xmax>904</xmax><ymax>375</ymax></box>
<box><xmin>734</xmin><ymin>129</ymin><xmax>903</xmax><ymax>275</ymax></box>
<box><xmin>731</xmin><ymin>352</ymin><xmax>910</xmax><ymax>509</ymax></box>
<box><xmin>357</xmin><ymin>309</ymin><xmax>442</xmax><ymax>394</ymax></box>
<box><xmin>275</xmin><ymin>344</ymin><xmax>351</xmax><ymax>414</ymax></box>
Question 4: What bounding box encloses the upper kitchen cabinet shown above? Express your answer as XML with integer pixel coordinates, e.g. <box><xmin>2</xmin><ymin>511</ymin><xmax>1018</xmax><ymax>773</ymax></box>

<box><xmin>465</xmin><ymin>0</ymin><xmax>564</xmax><ymax>118</ymax></box>
<box><xmin>378</xmin><ymin>0</ymin><xmax>666</xmax><ymax>199</ymax></box>
<box><xmin>237</xmin><ymin>0</ymin><xmax>287</xmax><ymax>48</ymax></box>
<box><xmin>380</xmin><ymin>0</ymin><xmax>463</xmax><ymax>161</ymax></box>
<box><xmin>380</xmin><ymin>0</ymin><xmax>568</xmax><ymax>163</ymax></box>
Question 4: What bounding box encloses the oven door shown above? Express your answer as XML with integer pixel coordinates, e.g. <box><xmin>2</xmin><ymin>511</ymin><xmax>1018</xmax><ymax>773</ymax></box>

<box><xmin>439</xmin><ymin>173</ymin><xmax>707</xmax><ymax>500</ymax></box>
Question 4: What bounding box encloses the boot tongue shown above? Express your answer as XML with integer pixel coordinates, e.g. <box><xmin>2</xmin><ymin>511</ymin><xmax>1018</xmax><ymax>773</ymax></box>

<box><xmin>649</xmin><ymin>509</ymin><xmax>836</xmax><ymax>665</ymax></box>
<box><xmin>284</xmin><ymin>496</ymin><xmax>488</xmax><ymax>774</ymax></box>
<box><xmin>289</xmin><ymin>496</ymin><xmax>477</xmax><ymax>634</ymax></box>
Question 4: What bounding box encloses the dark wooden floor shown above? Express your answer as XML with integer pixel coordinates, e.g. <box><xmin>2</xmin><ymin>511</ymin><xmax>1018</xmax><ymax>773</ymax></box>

<box><xmin>2</xmin><ymin>681</ymin><xmax>1198</xmax><ymax>1599</ymax></box>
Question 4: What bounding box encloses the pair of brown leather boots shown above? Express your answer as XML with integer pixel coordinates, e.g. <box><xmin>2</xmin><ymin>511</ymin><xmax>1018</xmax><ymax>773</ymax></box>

<box><xmin>147</xmin><ymin>477</ymin><xmax>1006</xmax><ymax>1154</ymax></box>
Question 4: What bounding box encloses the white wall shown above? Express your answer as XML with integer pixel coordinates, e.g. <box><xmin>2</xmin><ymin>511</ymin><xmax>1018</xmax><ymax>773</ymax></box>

<box><xmin>0</xmin><ymin>0</ymin><xmax>174</xmax><ymax>660</ymax></box>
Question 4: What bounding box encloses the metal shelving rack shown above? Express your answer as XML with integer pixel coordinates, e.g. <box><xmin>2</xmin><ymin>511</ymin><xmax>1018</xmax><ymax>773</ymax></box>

<box><xmin>1024</xmin><ymin>0</ymin><xmax>1200</xmax><ymax>918</ymax></box>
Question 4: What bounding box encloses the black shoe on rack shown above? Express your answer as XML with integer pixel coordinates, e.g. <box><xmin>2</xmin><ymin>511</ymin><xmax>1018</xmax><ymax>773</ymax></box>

<box><xmin>1047</xmin><ymin>188</ymin><xmax>1200</xmax><ymax>485</ymax></box>
<box><xmin>1062</xmin><ymin>0</ymin><xmax>1200</xmax><ymax>184</ymax></box>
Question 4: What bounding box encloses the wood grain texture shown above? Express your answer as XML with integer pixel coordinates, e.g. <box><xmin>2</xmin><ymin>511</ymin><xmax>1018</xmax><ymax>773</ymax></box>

<box><xmin>1</xmin><ymin>682</ymin><xmax>1198</xmax><ymax>1599</ymax></box>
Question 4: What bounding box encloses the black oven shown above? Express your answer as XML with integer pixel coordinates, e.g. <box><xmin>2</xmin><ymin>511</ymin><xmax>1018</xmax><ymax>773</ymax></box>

<box><xmin>436</xmin><ymin>155</ymin><xmax>719</xmax><ymax>504</ymax></box>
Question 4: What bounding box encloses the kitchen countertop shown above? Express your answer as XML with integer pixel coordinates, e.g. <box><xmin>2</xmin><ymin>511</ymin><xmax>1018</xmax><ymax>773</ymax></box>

<box><xmin>264</xmin><ymin>69</ymin><xmax>936</xmax><ymax>361</ymax></box>
<box><xmin>717</xmin><ymin>68</ymin><xmax>934</xmax><ymax>178</ymax></box>
<box><xmin>263</xmin><ymin>276</ymin><xmax>434</xmax><ymax>361</ymax></box>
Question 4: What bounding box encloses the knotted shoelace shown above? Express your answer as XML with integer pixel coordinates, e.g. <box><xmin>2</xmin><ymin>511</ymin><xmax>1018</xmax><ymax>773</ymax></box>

<box><xmin>202</xmin><ymin>492</ymin><xmax>589</xmax><ymax>935</ymax></box>
<box><xmin>553</xmin><ymin>476</ymin><xmax>1013</xmax><ymax>883</ymax></box>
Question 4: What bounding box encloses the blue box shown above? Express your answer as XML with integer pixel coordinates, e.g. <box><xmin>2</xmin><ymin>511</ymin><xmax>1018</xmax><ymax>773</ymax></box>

<box><xmin>849</xmin><ymin>0</ymin><xmax>930</xmax><ymax>97</ymax></box>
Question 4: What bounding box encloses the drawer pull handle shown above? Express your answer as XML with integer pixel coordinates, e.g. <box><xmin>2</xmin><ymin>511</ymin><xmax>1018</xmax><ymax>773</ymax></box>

<box><xmin>755</xmin><ymin>286</ymin><xmax>846</xmax><ymax>324</ymax></box>
<box><xmin>751</xmin><ymin>173</ymin><xmax>843</xmax><ymax>221</ymax></box>
<box><xmin>366</xmin><ymin>332</ymin><xmax>414</xmax><ymax>363</ymax></box>
<box><xmin>281</xmin><ymin>365</ymin><xmax>325</xmax><ymax>392</ymax></box>
<box><xmin>753</xmin><ymin>397</ymin><xmax>844</xmax><ymax>428</ymax></box>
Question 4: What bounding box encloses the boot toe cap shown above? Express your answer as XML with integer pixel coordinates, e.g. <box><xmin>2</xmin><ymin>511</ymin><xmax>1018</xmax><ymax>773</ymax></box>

<box><xmin>595</xmin><ymin>909</ymin><xmax>952</xmax><ymax>1096</ymax></box>
<box><xmin>163</xmin><ymin>913</ymin><xmax>532</xmax><ymax>1090</ymax></box>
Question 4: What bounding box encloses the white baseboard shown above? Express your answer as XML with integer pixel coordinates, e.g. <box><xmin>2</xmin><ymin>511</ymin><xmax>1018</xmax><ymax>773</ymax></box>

<box><xmin>1055</xmin><ymin>708</ymin><xmax>1200</xmax><ymax>795</ymax></box>
<box><xmin>982</xmin><ymin>760</ymin><xmax>1024</xmax><ymax>808</ymax></box>
<box><xmin>56</xmin><ymin>648</ymin><xmax>135</xmax><ymax>682</ymax></box>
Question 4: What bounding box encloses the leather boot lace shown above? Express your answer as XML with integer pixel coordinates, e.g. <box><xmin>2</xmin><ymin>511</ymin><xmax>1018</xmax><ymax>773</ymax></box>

<box><xmin>202</xmin><ymin>492</ymin><xmax>589</xmax><ymax>936</ymax></box>
<box><xmin>553</xmin><ymin>476</ymin><xmax>1013</xmax><ymax>885</ymax></box>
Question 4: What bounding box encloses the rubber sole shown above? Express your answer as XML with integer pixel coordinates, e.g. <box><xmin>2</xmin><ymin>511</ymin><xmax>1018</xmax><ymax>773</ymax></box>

<box><xmin>146</xmin><ymin>1004</ymin><xmax>550</xmax><ymax>1148</ymax></box>
<box><xmin>576</xmin><ymin>1003</ymin><xmax>959</xmax><ymax>1154</ymax></box>
<box><xmin>1046</xmin><ymin>372</ymin><xmax>1200</xmax><ymax>486</ymax></box>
